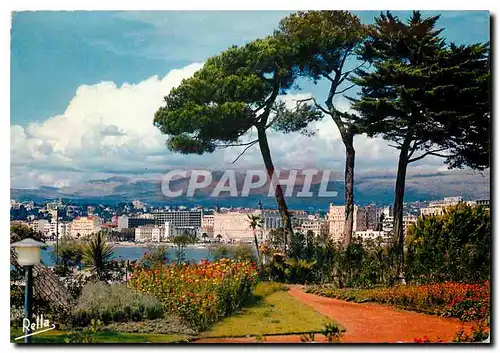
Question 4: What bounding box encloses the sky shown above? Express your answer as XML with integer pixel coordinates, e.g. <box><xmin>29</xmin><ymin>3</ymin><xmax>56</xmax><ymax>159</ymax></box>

<box><xmin>10</xmin><ymin>10</ymin><xmax>490</xmax><ymax>189</ymax></box>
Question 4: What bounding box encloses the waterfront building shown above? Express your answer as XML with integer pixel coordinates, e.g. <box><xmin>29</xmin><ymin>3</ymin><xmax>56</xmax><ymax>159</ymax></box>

<box><xmin>70</xmin><ymin>216</ymin><xmax>103</xmax><ymax>238</ymax></box>
<box><xmin>202</xmin><ymin>214</ymin><xmax>215</xmax><ymax>237</ymax></box>
<box><xmin>153</xmin><ymin>210</ymin><xmax>203</xmax><ymax>228</ymax></box>
<box><xmin>213</xmin><ymin>210</ymin><xmax>261</xmax><ymax>243</ymax></box>
<box><xmin>135</xmin><ymin>224</ymin><xmax>169</xmax><ymax>243</ymax></box>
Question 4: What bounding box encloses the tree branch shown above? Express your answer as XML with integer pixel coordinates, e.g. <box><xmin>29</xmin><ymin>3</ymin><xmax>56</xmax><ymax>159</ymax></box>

<box><xmin>257</xmin><ymin>72</ymin><xmax>280</xmax><ymax>126</ymax></box>
<box><xmin>216</xmin><ymin>139</ymin><xmax>259</xmax><ymax>148</ymax></box>
<box><xmin>408</xmin><ymin>148</ymin><xmax>452</xmax><ymax>164</ymax></box>
<box><xmin>294</xmin><ymin>97</ymin><xmax>330</xmax><ymax>115</ymax></box>
<box><xmin>231</xmin><ymin>140</ymin><xmax>259</xmax><ymax>164</ymax></box>
<box><xmin>407</xmin><ymin>140</ymin><xmax>426</xmax><ymax>159</ymax></box>
<box><xmin>338</xmin><ymin>60</ymin><xmax>368</xmax><ymax>86</ymax></box>
<box><xmin>333</xmin><ymin>83</ymin><xmax>356</xmax><ymax>96</ymax></box>
<box><xmin>322</xmin><ymin>73</ymin><xmax>335</xmax><ymax>82</ymax></box>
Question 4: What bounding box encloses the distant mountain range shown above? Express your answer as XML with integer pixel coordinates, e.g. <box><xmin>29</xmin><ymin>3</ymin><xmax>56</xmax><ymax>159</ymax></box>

<box><xmin>11</xmin><ymin>169</ymin><xmax>490</xmax><ymax>210</ymax></box>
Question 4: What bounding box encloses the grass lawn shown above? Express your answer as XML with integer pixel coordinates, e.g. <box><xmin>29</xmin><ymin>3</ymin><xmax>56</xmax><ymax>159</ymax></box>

<box><xmin>10</xmin><ymin>328</ymin><xmax>190</xmax><ymax>343</ymax></box>
<box><xmin>200</xmin><ymin>282</ymin><xmax>340</xmax><ymax>338</ymax></box>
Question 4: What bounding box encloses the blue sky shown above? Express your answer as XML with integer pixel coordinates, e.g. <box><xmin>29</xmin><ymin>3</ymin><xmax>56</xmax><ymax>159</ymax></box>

<box><xmin>10</xmin><ymin>11</ymin><xmax>490</xmax><ymax>188</ymax></box>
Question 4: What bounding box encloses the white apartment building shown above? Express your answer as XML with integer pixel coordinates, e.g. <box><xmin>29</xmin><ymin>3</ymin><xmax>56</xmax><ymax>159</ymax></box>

<box><xmin>45</xmin><ymin>221</ymin><xmax>69</xmax><ymax>238</ymax></box>
<box><xmin>420</xmin><ymin>196</ymin><xmax>464</xmax><ymax>217</ymax></box>
<box><xmin>70</xmin><ymin>216</ymin><xmax>103</xmax><ymax>238</ymax></box>
<box><xmin>202</xmin><ymin>214</ymin><xmax>215</xmax><ymax>237</ymax></box>
<box><xmin>354</xmin><ymin>229</ymin><xmax>390</xmax><ymax>244</ymax></box>
<box><xmin>117</xmin><ymin>215</ymin><xmax>129</xmax><ymax>231</ymax></box>
<box><xmin>295</xmin><ymin>215</ymin><xmax>327</xmax><ymax>237</ymax></box>
<box><xmin>213</xmin><ymin>210</ymin><xmax>262</xmax><ymax>242</ymax></box>
<box><xmin>153</xmin><ymin>210</ymin><xmax>202</xmax><ymax>228</ymax></box>
<box><xmin>135</xmin><ymin>225</ymin><xmax>169</xmax><ymax>243</ymax></box>
<box><xmin>32</xmin><ymin>219</ymin><xmax>49</xmax><ymax>234</ymax></box>
<box><xmin>382</xmin><ymin>214</ymin><xmax>418</xmax><ymax>235</ymax></box>
<box><xmin>327</xmin><ymin>203</ymin><xmax>378</xmax><ymax>242</ymax></box>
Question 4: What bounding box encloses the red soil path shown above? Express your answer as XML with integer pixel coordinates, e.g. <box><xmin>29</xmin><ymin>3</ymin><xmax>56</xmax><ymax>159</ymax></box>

<box><xmin>194</xmin><ymin>286</ymin><xmax>473</xmax><ymax>343</ymax></box>
<box><xmin>287</xmin><ymin>286</ymin><xmax>472</xmax><ymax>343</ymax></box>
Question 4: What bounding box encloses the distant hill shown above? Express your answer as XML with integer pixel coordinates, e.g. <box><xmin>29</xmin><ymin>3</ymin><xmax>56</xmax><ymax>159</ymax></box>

<box><xmin>11</xmin><ymin>169</ymin><xmax>489</xmax><ymax>210</ymax></box>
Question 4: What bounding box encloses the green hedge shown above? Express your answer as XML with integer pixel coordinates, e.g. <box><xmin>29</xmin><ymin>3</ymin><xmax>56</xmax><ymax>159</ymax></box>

<box><xmin>72</xmin><ymin>282</ymin><xmax>163</xmax><ymax>326</ymax></box>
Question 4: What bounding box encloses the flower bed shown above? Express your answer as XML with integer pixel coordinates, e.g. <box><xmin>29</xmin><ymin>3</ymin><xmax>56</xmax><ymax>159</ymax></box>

<box><xmin>306</xmin><ymin>281</ymin><xmax>490</xmax><ymax>322</ymax></box>
<box><xmin>129</xmin><ymin>259</ymin><xmax>258</xmax><ymax>331</ymax></box>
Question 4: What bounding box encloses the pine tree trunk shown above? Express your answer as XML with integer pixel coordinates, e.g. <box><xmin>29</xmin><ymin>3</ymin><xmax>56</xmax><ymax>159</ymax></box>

<box><xmin>393</xmin><ymin>138</ymin><xmax>411</xmax><ymax>277</ymax></box>
<box><xmin>257</xmin><ymin>126</ymin><xmax>294</xmax><ymax>249</ymax></box>
<box><xmin>342</xmin><ymin>132</ymin><xmax>355</xmax><ymax>247</ymax></box>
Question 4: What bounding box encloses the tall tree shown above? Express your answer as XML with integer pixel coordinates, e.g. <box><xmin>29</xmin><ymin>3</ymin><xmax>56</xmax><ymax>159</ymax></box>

<box><xmin>350</xmin><ymin>11</ymin><xmax>490</xmax><ymax>278</ymax></box>
<box><xmin>154</xmin><ymin>36</ymin><xmax>321</xmax><ymax>247</ymax></box>
<box><xmin>277</xmin><ymin>11</ymin><xmax>369</xmax><ymax>245</ymax></box>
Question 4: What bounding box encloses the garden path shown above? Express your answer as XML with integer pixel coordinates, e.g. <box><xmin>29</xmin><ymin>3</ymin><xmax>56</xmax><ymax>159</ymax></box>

<box><xmin>194</xmin><ymin>286</ymin><xmax>474</xmax><ymax>343</ymax></box>
<box><xmin>287</xmin><ymin>286</ymin><xmax>473</xmax><ymax>343</ymax></box>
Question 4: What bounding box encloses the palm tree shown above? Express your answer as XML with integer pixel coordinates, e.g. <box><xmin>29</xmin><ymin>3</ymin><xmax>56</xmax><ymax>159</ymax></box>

<box><xmin>83</xmin><ymin>232</ymin><xmax>115</xmax><ymax>281</ymax></box>
<box><xmin>247</xmin><ymin>214</ymin><xmax>263</xmax><ymax>267</ymax></box>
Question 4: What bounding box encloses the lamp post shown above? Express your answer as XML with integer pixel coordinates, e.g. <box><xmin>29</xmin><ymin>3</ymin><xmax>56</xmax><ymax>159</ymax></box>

<box><xmin>11</xmin><ymin>238</ymin><xmax>45</xmax><ymax>344</ymax></box>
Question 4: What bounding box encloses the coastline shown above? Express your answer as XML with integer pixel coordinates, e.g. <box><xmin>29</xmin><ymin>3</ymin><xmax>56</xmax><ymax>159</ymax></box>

<box><xmin>44</xmin><ymin>240</ymin><xmax>210</xmax><ymax>249</ymax></box>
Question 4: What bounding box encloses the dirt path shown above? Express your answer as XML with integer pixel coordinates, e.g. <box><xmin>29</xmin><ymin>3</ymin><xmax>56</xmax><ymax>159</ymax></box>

<box><xmin>194</xmin><ymin>287</ymin><xmax>472</xmax><ymax>343</ymax></box>
<box><xmin>287</xmin><ymin>286</ymin><xmax>471</xmax><ymax>343</ymax></box>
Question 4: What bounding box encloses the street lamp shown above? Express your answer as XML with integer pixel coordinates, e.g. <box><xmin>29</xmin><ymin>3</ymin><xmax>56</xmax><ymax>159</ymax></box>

<box><xmin>11</xmin><ymin>238</ymin><xmax>46</xmax><ymax>343</ymax></box>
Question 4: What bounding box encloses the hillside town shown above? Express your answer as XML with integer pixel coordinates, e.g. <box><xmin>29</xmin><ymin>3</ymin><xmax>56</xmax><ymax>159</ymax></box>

<box><xmin>10</xmin><ymin>196</ymin><xmax>490</xmax><ymax>246</ymax></box>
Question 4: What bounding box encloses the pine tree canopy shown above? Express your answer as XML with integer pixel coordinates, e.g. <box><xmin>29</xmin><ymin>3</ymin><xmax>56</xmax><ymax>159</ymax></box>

<box><xmin>153</xmin><ymin>36</ymin><xmax>321</xmax><ymax>155</ymax></box>
<box><xmin>350</xmin><ymin>11</ymin><xmax>490</xmax><ymax>170</ymax></box>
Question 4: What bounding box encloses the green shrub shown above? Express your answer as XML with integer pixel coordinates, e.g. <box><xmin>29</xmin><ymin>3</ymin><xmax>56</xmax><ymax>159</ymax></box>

<box><xmin>72</xmin><ymin>282</ymin><xmax>163</xmax><ymax>326</ymax></box>
<box><xmin>406</xmin><ymin>204</ymin><xmax>490</xmax><ymax>284</ymax></box>
<box><xmin>208</xmin><ymin>244</ymin><xmax>256</xmax><ymax>263</ymax></box>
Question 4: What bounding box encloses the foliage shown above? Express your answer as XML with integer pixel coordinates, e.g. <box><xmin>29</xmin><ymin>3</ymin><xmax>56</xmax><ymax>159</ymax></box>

<box><xmin>231</xmin><ymin>244</ymin><xmax>256</xmax><ymax>262</ymax></box>
<box><xmin>171</xmin><ymin>234</ymin><xmax>194</xmax><ymax>263</ymax></box>
<box><xmin>200</xmin><ymin>282</ymin><xmax>336</xmax><ymax>338</ymax></box>
<box><xmin>247</xmin><ymin>214</ymin><xmax>263</xmax><ymax>266</ymax></box>
<box><xmin>208</xmin><ymin>244</ymin><xmax>232</xmax><ymax>261</ymax></box>
<box><xmin>406</xmin><ymin>204</ymin><xmax>490</xmax><ymax>284</ymax></box>
<box><xmin>209</xmin><ymin>244</ymin><xmax>256</xmax><ymax>263</ymax></box>
<box><xmin>82</xmin><ymin>233</ymin><xmax>115</xmax><ymax>281</ymax></box>
<box><xmin>453</xmin><ymin>320</ymin><xmax>489</xmax><ymax>343</ymax></box>
<box><xmin>277</xmin><ymin>11</ymin><xmax>370</xmax><ymax>242</ymax></box>
<box><xmin>137</xmin><ymin>246</ymin><xmax>168</xmax><ymax>269</ymax></box>
<box><xmin>64</xmin><ymin>319</ymin><xmax>102</xmax><ymax>343</ymax></box>
<box><xmin>10</xmin><ymin>223</ymin><xmax>46</xmax><ymax>243</ymax></box>
<box><xmin>307</xmin><ymin>280</ymin><xmax>490</xmax><ymax>322</ymax></box>
<box><xmin>322</xmin><ymin>322</ymin><xmax>345</xmax><ymax>343</ymax></box>
<box><xmin>352</xmin><ymin>10</ymin><xmax>490</xmax><ymax>171</ymax></box>
<box><xmin>263</xmin><ymin>230</ymin><xmax>397</xmax><ymax>287</ymax></box>
<box><xmin>60</xmin><ymin>271</ymin><xmax>94</xmax><ymax>299</ymax></box>
<box><xmin>103</xmin><ymin>317</ymin><xmax>196</xmax><ymax>335</ymax></box>
<box><xmin>129</xmin><ymin>259</ymin><xmax>258</xmax><ymax>331</ymax></box>
<box><xmin>351</xmin><ymin>11</ymin><xmax>490</xmax><ymax>263</ymax></box>
<box><xmin>53</xmin><ymin>239</ymin><xmax>84</xmax><ymax>276</ymax></box>
<box><xmin>153</xmin><ymin>35</ymin><xmax>322</xmax><ymax>238</ymax></box>
<box><xmin>72</xmin><ymin>282</ymin><xmax>164</xmax><ymax>327</ymax></box>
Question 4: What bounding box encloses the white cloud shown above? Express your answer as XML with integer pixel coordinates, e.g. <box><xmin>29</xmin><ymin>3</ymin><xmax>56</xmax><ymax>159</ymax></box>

<box><xmin>11</xmin><ymin>63</ymin><xmax>447</xmax><ymax>189</ymax></box>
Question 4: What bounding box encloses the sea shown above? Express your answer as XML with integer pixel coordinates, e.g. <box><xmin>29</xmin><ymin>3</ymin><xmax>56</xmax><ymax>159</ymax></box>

<box><xmin>41</xmin><ymin>245</ymin><xmax>213</xmax><ymax>267</ymax></box>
